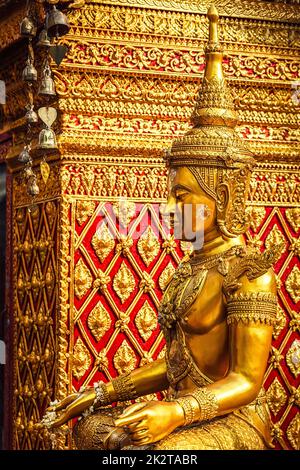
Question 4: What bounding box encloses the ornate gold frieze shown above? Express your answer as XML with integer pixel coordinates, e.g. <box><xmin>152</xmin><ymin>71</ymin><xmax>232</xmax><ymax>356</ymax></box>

<box><xmin>61</xmin><ymin>40</ymin><xmax>300</xmax><ymax>82</ymax></box>
<box><xmin>84</xmin><ymin>0</ymin><xmax>300</xmax><ymax>23</ymax></box>
<box><xmin>67</xmin><ymin>4</ymin><xmax>300</xmax><ymax>50</ymax></box>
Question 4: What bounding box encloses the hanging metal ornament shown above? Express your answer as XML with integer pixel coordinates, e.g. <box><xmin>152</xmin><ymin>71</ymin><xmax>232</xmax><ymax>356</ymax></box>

<box><xmin>20</xmin><ymin>15</ymin><xmax>37</xmax><ymax>37</ymax></box>
<box><xmin>46</xmin><ymin>5</ymin><xmax>70</xmax><ymax>38</ymax></box>
<box><xmin>40</xmin><ymin>158</ymin><xmax>51</xmax><ymax>184</ymax></box>
<box><xmin>38</xmin><ymin>106</ymin><xmax>58</xmax><ymax>150</ymax></box>
<box><xmin>25</xmin><ymin>104</ymin><xmax>38</xmax><ymax>124</ymax></box>
<box><xmin>38</xmin><ymin>64</ymin><xmax>56</xmax><ymax>96</ymax></box>
<box><xmin>23</xmin><ymin>164</ymin><xmax>35</xmax><ymax>180</ymax></box>
<box><xmin>18</xmin><ymin>145</ymin><xmax>32</xmax><ymax>164</ymax></box>
<box><xmin>22</xmin><ymin>57</ymin><xmax>38</xmax><ymax>82</ymax></box>
<box><xmin>37</xmin><ymin>29</ymin><xmax>51</xmax><ymax>48</ymax></box>
<box><xmin>49</xmin><ymin>44</ymin><xmax>68</xmax><ymax>66</ymax></box>
<box><xmin>27</xmin><ymin>175</ymin><xmax>40</xmax><ymax>197</ymax></box>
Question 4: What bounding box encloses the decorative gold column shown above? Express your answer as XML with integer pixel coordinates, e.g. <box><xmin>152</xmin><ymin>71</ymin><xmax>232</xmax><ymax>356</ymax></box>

<box><xmin>0</xmin><ymin>0</ymin><xmax>299</xmax><ymax>450</ymax></box>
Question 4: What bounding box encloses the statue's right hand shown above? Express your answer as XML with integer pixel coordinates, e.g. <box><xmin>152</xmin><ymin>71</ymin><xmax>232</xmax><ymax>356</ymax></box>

<box><xmin>43</xmin><ymin>389</ymin><xmax>96</xmax><ymax>428</ymax></box>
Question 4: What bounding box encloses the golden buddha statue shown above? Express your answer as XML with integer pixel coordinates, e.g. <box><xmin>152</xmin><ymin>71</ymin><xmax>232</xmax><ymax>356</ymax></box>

<box><xmin>42</xmin><ymin>6</ymin><xmax>281</xmax><ymax>450</ymax></box>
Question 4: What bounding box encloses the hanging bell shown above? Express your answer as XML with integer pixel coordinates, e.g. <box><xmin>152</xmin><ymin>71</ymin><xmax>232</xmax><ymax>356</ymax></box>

<box><xmin>38</xmin><ymin>128</ymin><xmax>58</xmax><ymax>149</ymax></box>
<box><xmin>46</xmin><ymin>6</ymin><xmax>70</xmax><ymax>38</ymax></box>
<box><xmin>27</xmin><ymin>177</ymin><xmax>40</xmax><ymax>197</ymax></box>
<box><xmin>22</xmin><ymin>60</ymin><xmax>38</xmax><ymax>82</ymax></box>
<box><xmin>25</xmin><ymin>106</ymin><xmax>38</xmax><ymax>124</ymax></box>
<box><xmin>20</xmin><ymin>16</ymin><xmax>37</xmax><ymax>37</ymax></box>
<box><xmin>38</xmin><ymin>66</ymin><xmax>56</xmax><ymax>96</ymax></box>
<box><xmin>18</xmin><ymin>147</ymin><xmax>31</xmax><ymax>163</ymax></box>
<box><xmin>37</xmin><ymin>29</ymin><xmax>51</xmax><ymax>47</ymax></box>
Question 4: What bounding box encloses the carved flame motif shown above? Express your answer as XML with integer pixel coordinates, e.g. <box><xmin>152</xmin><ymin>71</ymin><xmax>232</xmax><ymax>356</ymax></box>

<box><xmin>72</xmin><ymin>338</ymin><xmax>91</xmax><ymax>380</ymax></box>
<box><xmin>135</xmin><ymin>301</ymin><xmax>157</xmax><ymax>341</ymax></box>
<box><xmin>286</xmin><ymin>208</ymin><xmax>300</xmax><ymax>233</ymax></box>
<box><xmin>76</xmin><ymin>200</ymin><xmax>95</xmax><ymax>226</ymax></box>
<box><xmin>113</xmin><ymin>199</ymin><xmax>136</xmax><ymax>227</ymax></box>
<box><xmin>87</xmin><ymin>303</ymin><xmax>111</xmax><ymax>342</ymax></box>
<box><xmin>92</xmin><ymin>223</ymin><xmax>115</xmax><ymax>262</ymax></box>
<box><xmin>285</xmin><ymin>266</ymin><xmax>300</xmax><ymax>304</ymax></box>
<box><xmin>265</xmin><ymin>225</ymin><xmax>286</xmax><ymax>254</ymax></box>
<box><xmin>273</xmin><ymin>305</ymin><xmax>286</xmax><ymax>340</ymax></box>
<box><xmin>266</xmin><ymin>378</ymin><xmax>287</xmax><ymax>415</ymax></box>
<box><xmin>286</xmin><ymin>413</ymin><xmax>300</xmax><ymax>450</ymax></box>
<box><xmin>74</xmin><ymin>258</ymin><xmax>93</xmax><ymax>299</ymax></box>
<box><xmin>159</xmin><ymin>262</ymin><xmax>175</xmax><ymax>291</ymax></box>
<box><xmin>113</xmin><ymin>261</ymin><xmax>136</xmax><ymax>303</ymax></box>
<box><xmin>137</xmin><ymin>226</ymin><xmax>160</xmax><ymax>266</ymax></box>
<box><xmin>286</xmin><ymin>339</ymin><xmax>300</xmax><ymax>377</ymax></box>
<box><xmin>113</xmin><ymin>340</ymin><xmax>136</xmax><ymax>375</ymax></box>
<box><xmin>246</xmin><ymin>206</ymin><xmax>266</xmax><ymax>232</ymax></box>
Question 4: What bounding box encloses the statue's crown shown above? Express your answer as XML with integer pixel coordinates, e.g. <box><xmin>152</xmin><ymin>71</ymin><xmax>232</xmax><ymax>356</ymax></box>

<box><xmin>167</xmin><ymin>5</ymin><xmax>255</xmax><ymax>170</ymax></box>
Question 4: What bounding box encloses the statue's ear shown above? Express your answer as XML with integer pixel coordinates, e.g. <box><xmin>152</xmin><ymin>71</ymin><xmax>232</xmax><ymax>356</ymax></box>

<box><xmin>215</xmin><ymin>182</ymin><xmax>235</xmax><ymax>238</ymax></box>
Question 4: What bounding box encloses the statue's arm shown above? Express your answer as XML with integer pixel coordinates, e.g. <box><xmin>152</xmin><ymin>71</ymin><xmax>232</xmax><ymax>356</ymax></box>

<box><xmin>175</xmin><ymin>269</ymin><xmax>277</xmax><ymax>424</ymax></box>
<box><xmin>44</xmin><ymin>358</ymin><xmax>169</xmax><ymax>427</ymax></box>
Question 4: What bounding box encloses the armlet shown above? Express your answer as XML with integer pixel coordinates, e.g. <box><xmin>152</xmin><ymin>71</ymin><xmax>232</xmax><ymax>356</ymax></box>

<box><xmin>226</xmin><ymin>292</ymin><xmax>277</xmax><ymax>326</ymax></box>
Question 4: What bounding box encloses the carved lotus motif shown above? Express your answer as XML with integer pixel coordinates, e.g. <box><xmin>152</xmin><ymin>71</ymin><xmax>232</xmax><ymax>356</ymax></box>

<box><xmin>285</xmin><ymin>266</ymin><xmax>300</xmax><ymax>304</ymax></box>
<box><xmin>72</xmin><ymin>338</ymin><xmax>91</xmax><ymax>380</ymax></box>
<box><xmin>265</xmin><ymin>225</ymin><xmax>286</xmax><ymax>255</ymax></box>
<box><xmin>87</xmin><ymin>303</ymin><xmax>111</xmax><ymax>341</ymax></box>
<box><xmin>159</xmin><ymin>262</ymin><xmax>175</xmax><ymax>291</ymax></box>
<box><xmin>266</xmin><ymin>378</ymin><xmax>287</xmax><ymax>415</ymax></box>
<box><xmin>135</xmin><ymin>301</ymin><xmax>157</xmax><ymax>341</ymax></box>
<box><xmin>138</xmin><ymin>226</ymin><xmax>160</xmax><ymax>266</ymax></box>
<box><xmin>74</xmin><ymin>258</ymin><xmax>93</xmax><ymax>299</ymax></box>
<box><xmin>92</xmin><ymin>223</ymin><xmax>115</xmax><ymax>262</ymax></box>
<box><xmin>113</xmin><ymin>262</ymin><xmax>136</xmax><ymax>303</ymax></box>
<box><xmin>113</xmin><ymin>340</ymin><xmax>136</xmax><ymax>375</ymax></box>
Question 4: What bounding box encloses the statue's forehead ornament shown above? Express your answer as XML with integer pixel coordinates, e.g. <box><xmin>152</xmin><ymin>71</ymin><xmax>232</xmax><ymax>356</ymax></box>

<box><xmin>165</xmin><ymin>5</ymin><xmax>255</xmax><ymax>172</ymax></box>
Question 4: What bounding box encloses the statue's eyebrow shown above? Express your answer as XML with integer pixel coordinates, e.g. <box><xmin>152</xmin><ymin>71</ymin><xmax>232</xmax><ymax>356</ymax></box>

<box><xmin>172</xmin><ymin>184</ymin><xmax>192</xmax><ymax>194</ymax></box>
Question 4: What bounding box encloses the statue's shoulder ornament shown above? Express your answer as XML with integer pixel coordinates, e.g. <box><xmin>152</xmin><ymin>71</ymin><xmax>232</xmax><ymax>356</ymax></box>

<box><xmin>223</xmin><ymin>243</ymin><xmax>284</xmax><ymax>326</ymax></box>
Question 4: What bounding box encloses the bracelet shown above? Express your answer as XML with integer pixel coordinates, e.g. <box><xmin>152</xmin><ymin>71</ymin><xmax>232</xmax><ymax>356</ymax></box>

<box><xmin>93</xmin><ymin>381</ymin><xmax>110</xmax><ymax>408</ymax></box>
<box><xmin>112</xmin><ymin>372</ymin><xmax>138</xmax><ymax>402</ymax></box>
<box><xmin>175</xmin><ymin>396</ymin><xmax>199</xmax><ymax>426</ymax></box>
<box><xmin>189</xmin><ymin>388</ymin><xmax>219</xmax><ymax>421</ymax></box>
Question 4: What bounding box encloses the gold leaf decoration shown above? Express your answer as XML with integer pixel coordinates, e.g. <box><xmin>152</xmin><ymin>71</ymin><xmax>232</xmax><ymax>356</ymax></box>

<box><xmin>113</xmin><ymin>261</ymin><xmax>136</xmax><ymax>303</ymax></box>
<box><xmin>113</xmin><ymin>199</ymin><xmax>136</xmax><ymax>227</ymax></box>
<box><xmin>247</xmin><ymin>206</ymin><xmax>266</xmax><ymax>232</ymax></box>
<box><xmin>285</xmin><ymin>266</ymin><xmax>300</xmax><ymax>304</ymax></box>
<box><xmin>87</xmin><ymin>303</ymin><xmax>111</xmax><ymax>341</ymax></box>
<box><xmin>286</xmin><ymin>413</ymin><xmax>300</xmax><ymax>450</ymax></box>
<box><xmin>92</xmin><ymin>223</ymin><xmax>115</xmax><ymax>262</ymax></box>
<box><xmin>159</xmin><ymin>262</ymin><xmax>175</xmax><ymax>291</ymax></box>
<box><xmin>74</xmin><ymin>258</ymin><xmax>93</xmax><ymax>299</ymax></box>
<box><xmin>137</xmin><ymin>226</ymin><xmax>160</xmax><ymax>266</ymax></box>
<box><xmin>135</xmin><ymin>301</ymin><xmax>157</xmax><ymax>341</ymax></box>
<box><xmin>265</xmin><ymin>225</ymin><xmax>286</xmax><ymax>254</ymax></box>
<box><xmin>286</xmin><ymin>208</ymin><xmax>300</xmax><ymax>233</ymax></box>
<box><xmin>273</xmin><ymin>305</ymin><xmax>286</xmax><ymax>340</ymax></box>
<box><xmin>180</xmin><ymin>241</ymin><xmax>193</xmax><ymax>257</ymax></box>
<box><xmin>286</xmin><ymin>339</ymin><xmax>300</xmax><ymax>377</ymax></box>
<box><xmin>76</xmin><ymin>200</ymin><xmax>95</xmax><ymax>226</ymax></box>
<box><xmin>113</xmin><ymin>340</ymin><xmax>136</xmax><ymax>375</ymax></box>
<box><xmin>266</xmin><ymin>378</ymin><xmax>287</xmax><ymax>415</ymax></box>
<box><xmin>72</xmin><ymin>338</ymin><xmax>91</xmax><ymax>380</ymax></box>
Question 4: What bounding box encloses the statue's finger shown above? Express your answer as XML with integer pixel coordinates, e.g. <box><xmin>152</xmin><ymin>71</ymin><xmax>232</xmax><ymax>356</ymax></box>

<box><xmin>127</xmin><ymin>420</ymin><xmax>148</xmax><ymax>433</ymax></box>
<box><xmin>115</xmin><ymin>411</ymin><xmax>145</xmax><ymax>428</ymax></box>
<box><xmin>118</xmin><ymin>402</ymin><xmax>147</xmax><ymax>418</ymax></box>
<box><xmin>48</xmin><ymin>394</ymin><xmax>78</xmax><ymax>412</ymax></box>
<box><xmin>50</xmin><ymin>413</ymin><xmax>70</xmax><ymax>428</ymax></box>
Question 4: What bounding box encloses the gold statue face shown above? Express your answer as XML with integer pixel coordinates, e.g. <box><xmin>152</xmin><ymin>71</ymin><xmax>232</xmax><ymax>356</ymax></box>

<box><xmin>161</xmin><ymin>167</ymin><xmax>218</xmax><ymax>247</ymax></box>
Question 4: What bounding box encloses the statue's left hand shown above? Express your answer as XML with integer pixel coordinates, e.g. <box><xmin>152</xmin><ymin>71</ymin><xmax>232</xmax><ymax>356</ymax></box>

<box><xmin>114</xmin><ymin>401</ymin><xmax>184</xmax><ymax>446</ymax></box>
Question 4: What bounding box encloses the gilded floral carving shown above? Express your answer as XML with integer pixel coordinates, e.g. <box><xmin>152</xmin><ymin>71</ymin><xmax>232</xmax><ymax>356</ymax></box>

<box><xmin>285</xmin><ymin>266</ymin><xmax>300</xmax><ymax>304</ymax></box>
<box><xmin>113</xmin><ymin>340</ymin><xmax>136</xmax><ymax>375</ymax></box>
<box><xmin>92</xmin><ymin>223</ymin><xmax>115</xmax><ymax>262</ymax></box>
<box><xmin>76</xmin><ymin>200</ymin><xmax>95</xmax><ymax>226</ymax></box>
<box><xmin>113</xmin><ymin>262</ymin><xmax>136</xmax><ymax>303</ymax></box>
<box><xmin>159</xmin><ymin>262</ymin><xmax>175</xmax><ymax>291</ymax></box>
<box><xmin>286</xmin><ymin>208</ymin><xmax>300</xmax><ymax>232</ymax></box>
<box><xmin>286</xmin><ymin>339</ymin><xmax>300</xmax><ymax>378</ymax></box>
<box><xmin>135</xmin><ymin>301</ymin><xmax>157</xmax><ymax>341</ymax></box>
<box><xmin>72</xmin><ymin>338</ymin><xmax>91</xmax><ymax>380</ymax></box>
<box><xmin>286</xmin><ymin>414</ymin><xmax>300</xmax><ymax>450</ymax></box>
<box><xmin>113</xmin><ymin>200</ymin><xmax>136</xmax><ymax>227</ymax></box>
<box><xmin>273</xmin><ymin>305</ymin><xmax>286</xmax><ymax>340</ymax></box>
<box><xmin>87</xmin><ymin>303</ymin><xmax>111</xmax><ymax>341</ymax></box>
<box><xmin>137</xmin><ymin>226</ymin><xmax>160</xmax><ymax>266</ymax></box>
<box><xmin>265</xmin><ymin>225</ymin><xmax>286</xmax><ymax>255</ymax></box>
<box><xmin>246</xmin><ymin>206</ymin><xmax>266</xmax><ymax>232</ymax></box>
<box><xmin>74</xmin><ymin>258</ymin><xmax>93</xmax><ymax>299</ymax></box>
<box><xmin>266</xmin><ymin>378</ymin><xmax>287</xmax><ymax>415</ymax></box>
